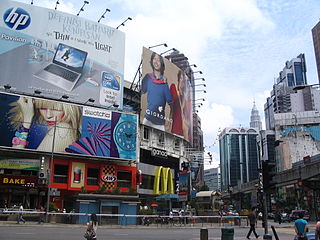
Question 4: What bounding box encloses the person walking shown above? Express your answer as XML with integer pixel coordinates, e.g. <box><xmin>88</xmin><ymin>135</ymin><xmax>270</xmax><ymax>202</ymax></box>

<box><xmin>294</xmin><ymin>212</ymin><xmax>308</xmax><ymax>240</ymax></box>
<box><xmin>17</xmin><ymin>204</ymin><xmax>26</xmax><ymax>224</ymax></box>
<box><xmin>84</xmin><ymin>213</ymin><xmax>98</xmax><ymax>240</ymax></box>
<box><xmin>315</xmin><ymin>220</ymin><xmax>320</xmax><ymax>240</ymax></box>
<box><xmin>246</xmin><ymin>207</ymin><xmax>259</xmax><ymax>239</ymax></box>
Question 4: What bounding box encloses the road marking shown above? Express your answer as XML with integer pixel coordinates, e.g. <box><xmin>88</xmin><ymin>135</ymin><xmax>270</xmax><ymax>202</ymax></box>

<box><xmin>16</xmin><ymin>233</ymin><xmax>34</xmax><ymax>235</ymax></box>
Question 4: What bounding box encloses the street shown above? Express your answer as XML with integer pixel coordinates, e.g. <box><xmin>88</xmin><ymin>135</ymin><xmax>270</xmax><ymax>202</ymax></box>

<box><xmin>0</xmin><ymin>221</ymin><xmax>305</xmax><ymax>240</ymax></box>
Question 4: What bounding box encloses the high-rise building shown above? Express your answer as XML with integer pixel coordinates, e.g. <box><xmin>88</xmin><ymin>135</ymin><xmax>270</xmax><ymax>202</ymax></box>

<box><xmin>312</xmin><ymin>21</ymin><xmax>320</xmax><ymax>83</ymax></box>
<box><xmin>250</xmin><ymin>101</ymin><xmax>262</xmax><ymax>131</ymax></box>
<box><xmin>204</xmin><ymin>167</ymin><xmax>220</xmax><ymax>191</ymax></box>
<box><xmin>264</xmin><ymin>54</ymin><xmax>307</xmax><ymax>130</ymax></box>
<box><xmin>219</xmin><ymin>127</ymin><xmax>259</xmax><ymax>191</ymax></box>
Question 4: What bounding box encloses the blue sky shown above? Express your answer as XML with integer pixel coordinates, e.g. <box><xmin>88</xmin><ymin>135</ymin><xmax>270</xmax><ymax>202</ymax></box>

<box><xmin>14</xmin><ymin>0</ymin><xmax>320</xmax><ymax>168</ymax></box>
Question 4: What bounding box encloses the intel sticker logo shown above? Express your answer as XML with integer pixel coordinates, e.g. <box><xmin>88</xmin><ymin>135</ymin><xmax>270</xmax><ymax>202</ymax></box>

<box><xmin>3</xmin><ymin>7</ymin><xmax>31</xmax><ymax>30</ymax></box>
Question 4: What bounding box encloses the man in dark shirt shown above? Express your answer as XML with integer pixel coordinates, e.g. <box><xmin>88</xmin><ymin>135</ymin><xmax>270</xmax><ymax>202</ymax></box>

<box><xmin>246</xmin><ymin>207</ymin><xmax>259</xmax><ymax>239</ymax></box>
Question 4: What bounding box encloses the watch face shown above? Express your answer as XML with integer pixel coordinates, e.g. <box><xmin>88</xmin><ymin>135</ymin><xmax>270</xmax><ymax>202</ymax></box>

<box><xmin>114</xmin><ymin>120</ymin><xmax>136</xmax><ymax>151</ymax></box>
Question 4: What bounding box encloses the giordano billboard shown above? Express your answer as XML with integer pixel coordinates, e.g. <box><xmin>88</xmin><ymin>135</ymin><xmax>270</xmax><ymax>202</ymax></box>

<box><xmin>140</xmin><ymin>47</ymin><xmax>193</xmax><ymax>143</ymax></box>
<box><xmin>0</xmin><ymin>0</ymin><xmax>125</xmax><ymax>108</ymax></box>
<box><xmin>0</xmin><ymin>92</ymin><xmax>137</xmax><ymax>160</ymax></box>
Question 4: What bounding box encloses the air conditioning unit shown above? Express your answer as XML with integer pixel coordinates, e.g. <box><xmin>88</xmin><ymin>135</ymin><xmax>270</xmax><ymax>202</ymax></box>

<box><xmin>38</xmin><ymin>170</ymin><xmax>47</xmax><ymax>179</ymax></box>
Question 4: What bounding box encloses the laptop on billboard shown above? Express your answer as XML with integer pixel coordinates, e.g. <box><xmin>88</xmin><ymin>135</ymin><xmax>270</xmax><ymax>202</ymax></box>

<box><xmin>34</xmin><ymin>43</ymin><xmax>88</xmax><ymax>91</ymax></box>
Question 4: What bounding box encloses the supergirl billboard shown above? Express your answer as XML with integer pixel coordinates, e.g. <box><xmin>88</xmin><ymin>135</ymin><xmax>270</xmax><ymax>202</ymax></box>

<box><xmin>140</xmin><ymin>47</ymin><xmax>193</xmax><ymax>142</ymax></box>
<box><xmin>0</xmin><ymin>0</ymin><xmax>125</xmax><ymax>108</ymax></box>
<box><xmin>0</xmin><ymin>92</ymin><xmax>137</xmax><ymax>160</ymax></box>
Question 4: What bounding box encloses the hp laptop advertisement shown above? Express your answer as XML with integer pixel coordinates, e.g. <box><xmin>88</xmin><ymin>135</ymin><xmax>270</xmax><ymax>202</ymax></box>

<box><xmin>0</xmin><ymin>0</ymin><xmax>125</xmax><ymax>108</ymax></box>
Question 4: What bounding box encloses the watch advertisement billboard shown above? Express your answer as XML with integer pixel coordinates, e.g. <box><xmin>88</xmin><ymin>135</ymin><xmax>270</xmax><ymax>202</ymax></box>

<box><xmin>0</xmin><ymin>92</ymin><xmax>137</xmax><ymax>160</ymax></box>
<box><xmin>0</xmin><ymin>0</ymin><xmax>125</xmax><ymax>108</ymax></box>
<box><xmin>140</xmin><ymin>47</ymin><xmax>193</xmax><ymax>143</ymax></box>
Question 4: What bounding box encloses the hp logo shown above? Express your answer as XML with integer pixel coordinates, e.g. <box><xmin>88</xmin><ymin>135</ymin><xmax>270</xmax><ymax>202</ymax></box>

<box><xmin>3</xmin><ymin>7</ymin><xmax>31</xmax><ymax>30</ymax></box>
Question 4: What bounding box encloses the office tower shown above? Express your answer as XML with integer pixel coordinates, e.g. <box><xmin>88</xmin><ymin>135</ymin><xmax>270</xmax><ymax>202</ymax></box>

<box><xmin>204</xmin><ymin>167</ymin><xmax>220</xmax><ymax>191</ymax></box>
<box><xmin>264</xmin><ymin>54</ymin><xmax>307</xmax><ymax>130</ymax></box>
<box><xmin>312</xmin><ymin>21</ymin><xmax>320</xmax><ymax>83</ymax></box>
<box><xmin>219</xmin><ymin>127</ymin><xmax>259</xmax><ymax>191</ymax></box>
<box><xmin>250</xmin><ymin>101</ymin><xmax>262</xmax><ymax>131</ymax></box>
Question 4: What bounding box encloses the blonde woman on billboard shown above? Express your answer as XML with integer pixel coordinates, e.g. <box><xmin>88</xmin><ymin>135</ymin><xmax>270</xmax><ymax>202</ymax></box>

<box><xmin>141</xmin><ymin>52</ymin><xmax>173</xmax><ymax>131</ymax></box>
<box><xmin>9</xmin><ymin>96</ymin><xmax>81</xmax><ymax>152</ymax></box>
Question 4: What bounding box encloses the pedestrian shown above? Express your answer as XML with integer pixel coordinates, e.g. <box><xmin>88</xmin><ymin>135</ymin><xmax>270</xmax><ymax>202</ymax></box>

<box><xmin>294</xmin><ymin>212</ymin><xmax>308</xmax><ymax>240</ymax></box>
<box><xmin>38</xmin><ymin>205</ymin><xmax>45</xmax><ymax>224</ymax></box>
<box><xmin>246</xmin><ymin>207</ymin><xmax>259</xmax><ymax>239</ymax></box>
<box><xmin>84</xmin><ymin>213</ymin><xmax>98</xmax><ymax>240</ymax></box>
<box><xmin>17</xmin><ymin>204</ymin><xmax>25</xmax><ymax>224</ymax></box>
<box><xmin>315</xmin><ymin>220</ymin><xmax>320</xmax><ymax>240</ymax></box>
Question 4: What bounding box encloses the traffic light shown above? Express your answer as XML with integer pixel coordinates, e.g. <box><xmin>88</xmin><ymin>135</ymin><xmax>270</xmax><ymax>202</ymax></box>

<box><xmin>262</xmin><ymin>160</ymin><xmax>276</xmax><ymax>189</ymax></box>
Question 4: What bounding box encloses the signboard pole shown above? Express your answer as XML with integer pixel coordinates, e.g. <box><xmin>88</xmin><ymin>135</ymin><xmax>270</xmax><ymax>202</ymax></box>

<box><xmin>46</xmin><ymin>117</ymin><xmax>57</xmax><ymax>222</ymax></box>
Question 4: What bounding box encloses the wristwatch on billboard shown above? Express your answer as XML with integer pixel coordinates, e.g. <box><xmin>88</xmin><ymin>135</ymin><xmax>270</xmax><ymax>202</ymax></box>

<box><xmin>113</xmin><ymin>114</ymin><xmax>136</xmax><ymax>159</ymax></box>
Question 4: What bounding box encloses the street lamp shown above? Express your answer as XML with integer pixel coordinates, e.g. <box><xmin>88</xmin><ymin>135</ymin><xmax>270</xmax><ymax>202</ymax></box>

<box><xmin>194</xmin><ymin>78</ymin><xmax>205</xmax><ymax>82</ymax></box>
<box><xmin>160</xmin><ymin>48</ymin><xmax>177</xmax><ymax>56</ymax></box>
<box><xmin>193</xmin><ymin>84</ymin><xmax>206</xmax><ymax>88</ymax></box>
<box><xmin>116</xmin><ymin>17</ymin><xmax>132</xmax><ymax>29</ymax></box>
<box><xmin>76</xmin><ymin>1</ymin><xmax>89</xmax><ymax>17</ymax></box>
<box><xmin>148</xmin><ymin>43</ymin><xmax>168</xmax><ymax>49</ymax></box>
<box><xmin>195</xmin><ymin>90</ymin><xmax>206</xmax><ymax>93</ymax></box>
<box><xmin>193</xmin><ymin>71</ymin><xmax>203</xmax><ymax>74</ymax></box>
<box><xmin>55</xmin><ymin>0</ymin><xmax>59</xmax><ymax>10</ymax></box>
<box><xmin>98</xmin><ymin>9</ymin><xmax>111</xmax><ymax>23</ymax></box>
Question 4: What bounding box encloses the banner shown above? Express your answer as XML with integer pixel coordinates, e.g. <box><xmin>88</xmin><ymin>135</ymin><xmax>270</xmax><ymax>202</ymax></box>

<box><xmin>0</xmin><ymin>157</ymin><xmax>39</xmax><ymax>170</ymax></box>
<box><xmin>0</xmin><ymin>92</ymin><xmax>137</xmax><ymax>160</ymax></box>
<box><xmin>140</xmin><ymin>47</ymin><xmax>193</xmax><ymax>142</ymax></box>
<box><xmin>0</xmin><ymin>0</ymin><xmax>125</xmax><ymax>108</ymax></box>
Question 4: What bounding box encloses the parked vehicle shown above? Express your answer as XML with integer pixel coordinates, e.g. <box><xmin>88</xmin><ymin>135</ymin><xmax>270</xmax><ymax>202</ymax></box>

<box><xmin>289</xmin><ymin>210</ymin><xmax>310</xmax><ymax>221</ymax></box>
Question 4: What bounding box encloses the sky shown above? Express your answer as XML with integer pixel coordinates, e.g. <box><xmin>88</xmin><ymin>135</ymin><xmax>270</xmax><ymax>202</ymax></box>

<box><xmin>15</xmin><ymin>0</ymin><xmax>320</xmax><ymax>169</ymax></box>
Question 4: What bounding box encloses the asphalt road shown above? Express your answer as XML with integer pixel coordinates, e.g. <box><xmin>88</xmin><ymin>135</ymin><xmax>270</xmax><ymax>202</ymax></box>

<box><xmin>0</xmin><ymin>223</ymin><xmax>302</xmax><ymax>240</ymax></box>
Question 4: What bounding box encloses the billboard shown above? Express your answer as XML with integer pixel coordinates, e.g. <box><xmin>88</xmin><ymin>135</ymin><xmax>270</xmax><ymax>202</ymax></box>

<box><xmin>0</xmin><ymin>0</ymin><xmax>125</xmax><ymax>108</ymax></box>
<box><xmin>140</xmin><ymin>47</ymin><xmax>193</xmax><ymax>142</ymax></box>
<box><xmin>0</xmin><ymin>92</ymin><xmax>137</xmax><ymax>160</ymax></box>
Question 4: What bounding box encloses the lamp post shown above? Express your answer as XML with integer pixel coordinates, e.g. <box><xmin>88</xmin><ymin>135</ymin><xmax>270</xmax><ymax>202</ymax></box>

<box><xmin>76</xmin><ymin>1</ymin><xmax>89</xmax><ymax>17</ymax></box>
<box><xmin>160</xmin><ymin>48</ymin><xmax>177</xmax><ymax>56</ymax></box>
<box><xmin>98</xmin><ymin>9</ymin><xmax>111</xmax><ymax>23</ymax></box>
<box><xmin>46</xmin><ymin>117</ymin><xmax>57</xmax><ymax>222</ymax></box>
<box><xmin>194</xmin><ymin>78</ymin><xmax>205</xmax><ymax>82</ymax></box>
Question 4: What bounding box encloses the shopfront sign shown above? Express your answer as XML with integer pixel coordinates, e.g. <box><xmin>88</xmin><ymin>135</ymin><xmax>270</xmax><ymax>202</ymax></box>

<box><xmin>0</xmin><ymin>175</ymin><xmax>37</xmax><ymax>187</ymax></box>
<box><xmin>101</xmin><ymin>174</ymin><xmax>117</xmax><ymax>183</ymax></box>
<box><xmin>151</xmin><ymin>148</ymin><xmax>168</xmax><ymax>158</ymax></box>
<box><xmin>153</xmin><ymin>166</ymin><xmax>174</xmax><ymax>195</ymax></box>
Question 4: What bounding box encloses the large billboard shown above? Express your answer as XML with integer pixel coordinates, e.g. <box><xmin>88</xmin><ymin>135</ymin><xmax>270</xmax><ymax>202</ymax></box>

<box><xmin>0</xmin><ymin>92</ymin><xmax>137</xmax><ymax>160</ymax></box>
<box><xmin>140</xmin><ymin>47</ymin><xmax>193</xmax><ymax>142</ymax></box>
<box><xmin>0</xmin><ymin>0</ymin><xmax>125</xmax><ymax>108</ymax></box>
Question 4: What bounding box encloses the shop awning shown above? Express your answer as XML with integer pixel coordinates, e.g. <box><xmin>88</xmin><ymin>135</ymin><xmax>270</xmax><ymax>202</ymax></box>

<box><xmin>155</xmin><ymin>194</ymin><xmax>178</xmax><ymax>200</ymax></box>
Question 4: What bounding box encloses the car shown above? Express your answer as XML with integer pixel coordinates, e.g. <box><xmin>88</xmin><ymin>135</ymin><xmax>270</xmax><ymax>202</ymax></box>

<box><xmin>267</xmin><ymin>212</ymin><xmax>275</xmax><ymax>219</ymax></box>
<box><xmin>289</xmin><ymin>210</ymin><xmax>310</xmax><ymax>221</ymax></box>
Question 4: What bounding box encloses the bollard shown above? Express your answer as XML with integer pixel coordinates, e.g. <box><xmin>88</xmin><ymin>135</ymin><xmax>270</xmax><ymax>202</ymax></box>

<box><xmin>200</xmin><ymin>228</ymin><xmax>208</xmax><ymax>240</ymax></box>
<box><xmin>221</xmin><ymin>227</ymin><xmax>234</xmax><ymax>240</ymax></box>
<box><xmin>263</xmin><ymin>234</ymin><xmax>272</xmax><ymax>239</ymax></box>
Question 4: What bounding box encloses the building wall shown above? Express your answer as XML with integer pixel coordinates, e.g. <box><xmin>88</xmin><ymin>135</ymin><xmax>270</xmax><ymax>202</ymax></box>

<box><xmin>312</xmin><ymin>21</ymin><xmax>320</xmax><ymax>83</ymax></box>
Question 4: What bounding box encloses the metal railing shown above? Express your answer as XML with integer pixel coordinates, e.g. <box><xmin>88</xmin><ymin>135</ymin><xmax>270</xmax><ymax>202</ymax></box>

<box><xmin>0</xmin><ymin>209</ymin><xmax>248</xmax><ymax>227</ymax></box>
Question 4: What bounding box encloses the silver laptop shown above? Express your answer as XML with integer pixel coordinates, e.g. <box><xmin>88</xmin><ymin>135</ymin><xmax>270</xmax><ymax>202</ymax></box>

<box><xmin>34</xmin><ymin>43</ymin><xmax>88</xmax><ymax>91</ymax></box>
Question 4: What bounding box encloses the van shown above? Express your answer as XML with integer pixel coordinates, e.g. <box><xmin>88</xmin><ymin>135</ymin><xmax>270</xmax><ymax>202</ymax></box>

<box><xmin>289</xmin><ymin>210</ymin><xmax>310</xmax><ymax>221</ymax></box>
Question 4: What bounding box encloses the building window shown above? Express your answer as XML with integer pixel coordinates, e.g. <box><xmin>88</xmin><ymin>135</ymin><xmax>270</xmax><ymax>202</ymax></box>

<box><xmin>117</xmin><ymin>170</ymin><xmax>132</xmax><ymax>188</ymax></box>
<box><xmin>53</xmin><ymin>164</ymin><xmax>68</xmax><ymax>184</ymax></box>
<box><xmin>141</xmin><ymin>174</ymin><xmax>154</xmax><ymax>190</ymax></box>
<box><xmin>143</xmin><ymin>127</ymin><xmax>149</xmax><ymax>140</ymax></box>
<box><xmin>174</xmin><ymin>138</ymin><xmax>180</xmax><ymax>149</ymax></box>
<box><xmin>158</xmin><ymin>133</ymin><xmax>164</xmax><ymax>145</ymax></box>
<box><xmin>87</xmin><ymin>167</ymin><xmax>99</xmax><ymax>186</ymax></box>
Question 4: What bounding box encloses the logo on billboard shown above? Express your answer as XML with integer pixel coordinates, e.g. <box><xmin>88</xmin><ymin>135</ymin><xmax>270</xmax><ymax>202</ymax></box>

<box><xmin>153</xmin><ymin>166</ymin><xmax>174</xmax><ymax>195</ymax></box>
<box><xmin>3</xmin><ymin>7</ymin><xmax>31</xmax><ymax>30</ymax></box>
